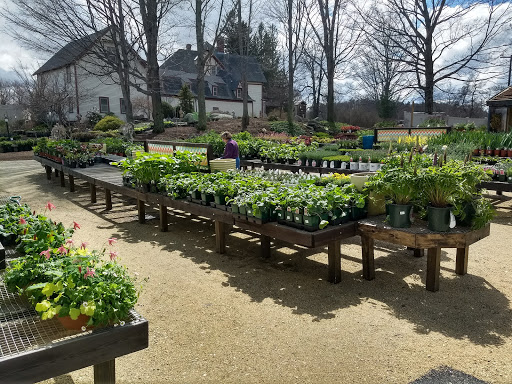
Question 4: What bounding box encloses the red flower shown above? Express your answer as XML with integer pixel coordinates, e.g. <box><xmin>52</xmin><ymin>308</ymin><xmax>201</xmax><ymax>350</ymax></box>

<box><xmin>73</xmin><ymin>221</ymin><xmax>81</xmax><ymax>230</ymax></box>
<box><xmin>19</xmin><ymin>217</ymin><xmax>27</xmax><ymax>225</ymax></box>
<box><xmin>78</xmin><ymin>266</ymin><xmax>82</xmax><ymax>274</ymax></box>
<box><xmin>46</xmin><ymin>202</ymin><xmax>56</xmax><ymax>211</ymax></box>
<box><xmin>107</xmin><ymin>237</ymin><xmax>117</xmax><ymax>246</ymax></box>
<box><xmin>66</xmin><ymin>239</ymin><xmax>74</xmax><ymax>246</ymax></box>
<box><xmin>80</xmin><ymin>241</ymin><xmax>88</xmax><ymax>250</ymax></box>
<box><xmin>40</xmin><ymin>249</ymin><xmax>51</xmax><ymax>260</ymax></box>
<box><xmin>57</xmin><ymin>245</ymin><xmax>68</xmax><ymax>255</ymax></box>
<box><xmin>84</xmin><ymin>267</ymin><xmax>95</xmax><ymax>279</ymax></box>
<box><xmin>109</xmin><ymin>250</ymin><xmax>118</xmax><ymax>261</ymax></box>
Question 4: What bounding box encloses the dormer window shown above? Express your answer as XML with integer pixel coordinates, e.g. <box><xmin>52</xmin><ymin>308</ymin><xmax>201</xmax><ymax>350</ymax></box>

<box><xmin>236</xmin><ymin>88</ymin><xmax>242</xmax><ymax>98</ymax></box>
<box><xmin>212</xmin><ymin>85</ymin><xmax>218</xmax><ymax>96</ymax></box>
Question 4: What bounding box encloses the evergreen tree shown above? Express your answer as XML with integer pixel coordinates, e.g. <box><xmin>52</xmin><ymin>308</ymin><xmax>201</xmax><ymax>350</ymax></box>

<box><xmin>178</xmin><ymin>85</ymin><xmax>194</xmax><ymax>114</ymax></box>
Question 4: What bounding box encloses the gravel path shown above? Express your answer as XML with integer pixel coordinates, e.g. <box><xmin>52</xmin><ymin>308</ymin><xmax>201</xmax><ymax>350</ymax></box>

<box><xmin>1</xmin><ymin>160</ymin><xmax>512</xmax><ymax>384</ymax></box>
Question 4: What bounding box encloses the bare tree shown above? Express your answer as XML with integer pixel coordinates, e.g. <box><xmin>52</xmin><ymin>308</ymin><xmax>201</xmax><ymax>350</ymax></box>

<box><xmin>235</xmin><ymin>0</ymin><xmax>253</xmax><ymax>129</ymax></box>
<box><xmin>353</xmin><ymin>15</ymin><xmax>411</xmax><ymax>119</ymax></box>
<box><xmin>301</xmin><ymin>41</ymin><xmax>326</xmax><ymax>119</ymax></box>
<box><xmin>306</xmin><ymin>0</ymin><xmax>361</xmax><ymax>123</ymax></box>
<box><xmin>0</xmin><ymin>79</ymin><xmax>15</xmax><ymax>105</ymax></box>
<box><xmin>361</xmin><ymin>0</ymin><xmax>512</xmax><ymax>114</ymax></box>
<box><xmin>193</xmin><ymin>0</ymin><xmax>233</xmax><ymax>130</ymax></box>
<box><xmin>272</xmin><ymin>0</ymin><xmax>307</xmax><ymax>127</ymax></box>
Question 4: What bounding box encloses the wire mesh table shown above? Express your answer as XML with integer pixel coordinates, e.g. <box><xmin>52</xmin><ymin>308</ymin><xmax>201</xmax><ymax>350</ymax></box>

<box><xmin>0</xmin><ymin>247</ymin><xmax>148</xmax><ymax>384</ymax></box>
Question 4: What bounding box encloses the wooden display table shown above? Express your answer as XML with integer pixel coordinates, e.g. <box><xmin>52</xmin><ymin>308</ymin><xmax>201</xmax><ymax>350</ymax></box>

<box><xmin>357</xmin><ymin>217</ymin><xmax>490</xmax><ymax>292</ymax></box>
<box><xmin>0</xmin><ymin>282</ymin><xmax>148</xmax><ymax>384</ymax></box>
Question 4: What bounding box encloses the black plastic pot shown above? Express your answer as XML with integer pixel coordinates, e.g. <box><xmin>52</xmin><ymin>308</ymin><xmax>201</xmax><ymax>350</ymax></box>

<box><xmin>456</xmin><ymin>201</ymin><xmax>476</xmax><ymax>227</ymax></box>
<box><xmin>78</xmin><ymin>162</ymin><xmax>87</xmax><ymax>168</ymax></box>
<box><xmin>387</xmin><ymin>204</ymin><xmax>412</xmax><ymax>228</ymax></box>
<box><xmin>428</xmin><ymin>205</ymin><xmax>451</xmax><ymax>232</ymax></box>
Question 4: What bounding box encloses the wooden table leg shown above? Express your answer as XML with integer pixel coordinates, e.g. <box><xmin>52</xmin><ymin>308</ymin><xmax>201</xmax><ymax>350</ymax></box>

<box><xmin>137</xmin><ymin>199</ymin><xmax>145</xmax><ymax>224</ymax></box>
<box><xmin>69</xmin><ymin>175</ymin><xmax>75</xmax><ymax>192</ymax></box>
<box><xmin>0</xmin><ymin>243</ymin><xmax>5</xmax><ymax>270</ymax></box>
<box><xmin>426</xmin><ymin>247</ymin><xmax>441</xmax><ymax>292</ymax></box>
<box><xmin>260</xmin><ymin>235</ymin><xmax>271</xmax><ymax>259</ymax></box>
<box><xmin>159</xmin><ymin>204</ymin><xmax>168</xmax><ymax>232</ymax></box>
<box><xmin>54</xmin><ymin>169</ymin><xmax>59</xmax><ymax>177</ymax></box>
<box><xmin>413</xmin><ymin>248</ymin><xmax>424</xmax><ymax>258</ymax></box>
<box><xmin>93</xmin><ymin>359</ymin><xmax>115</xmax><ymax>384</ymax></box>
<box><xmin>90</xmin><ymin>184</ymin><xmax>97</xmax><ymax>203</ymax></box>
<box><xmin>361</xmin><ymin>234</ymin><xmax>375</xmax><ymax>280</ymax></box>
<box><xmin>455</xmin><ymin>247</ymin><xmax>469</xmax><ymax>275</ymax></box>
<box><xmin>497</xmin><ymin>190</ymin><xmax>503</xmax><ymax>196</ymax></box>
<box><xmin>60</xmin><ymin>170</ymin><xmax>65</xmax><ymax>187</ymax></box>
<box><xmin>327</xmin><ymin>240</ymin><xmax>341</xmax><ymax>283</ymax></box>
<box><xmin>45</xmin><ymin>166</ymin><xmax>52</xmax><ymax>180</ymax></box>
<box><xmin>215</xmin><ymin>221</ymin><xmax>226</xmax><ymax>254</ymax></box>
<box><xmin>105</xmin><ymin>189</ymin><xmax>112</xmax><ymax>210</ymax></box>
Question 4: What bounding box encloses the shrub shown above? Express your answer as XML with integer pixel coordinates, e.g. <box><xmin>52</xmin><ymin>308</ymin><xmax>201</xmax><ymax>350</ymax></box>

<box><xmin>94</xmin><ymin>116</ymin><xmax>124</xmax><ymax>132</ymax></box>
<box><xmin>268</xmin><ymin>115</ymin><xmax>279</xmax><ymax>122</ymax></box>
<box><xmin>162</xmin><ymin>102</ymin><xmax>174</xmax><ymax>119</ymax></box>
<box><xmin>86</xmin><ymin>111</ymin><xmax>103</xmax><ymax>128</ymax></box>
<box><xmin>269</xmin><ymin>121</ymin><xmax>304</xmax><ymax>136</ymax></box>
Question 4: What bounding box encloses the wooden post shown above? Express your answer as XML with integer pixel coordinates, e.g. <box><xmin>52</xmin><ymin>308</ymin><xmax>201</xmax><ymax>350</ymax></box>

<box><xmin>159</xmin><ymin>204</ymin><xmax>168</xmax><ymax>232</ymax></box>
<box><xmin>260</xmin><ymin>235</ymin><xmax>271</xmax><ymax>259</ymax></box>
<box><xmin>69</xmin><ymin>175</ymin><xmax>75</xmax><ymax>192</ymax></box>
<box><xmin>361</xmin><ymin>234</ymin><xmax>375</xmax><ymax>280</ymax></box>
<box><xmin>45</xmin><ymin>166</ymin><xmax>52</xmax><ymax>180</ymax></box>
<box><xmin>215</xmin><ymin>221</ymin><xmax>226</xmax><ymax>253</ymax></box>
<box><xmin>60</xmin><ymin>170</ymin><xmax>65</xmax><ymax>187</ymax></box>
<box><xmin>90</xmin><ymin>184</ymin><xmax>97</xmax><ymax>203</ymax></box>
<box><xmin>93</xmin><ymin>359</ymin><xmax>115</xmax><ymax>384</ymax></box>
<box><xmin>426</xmin><ymin>247</ymin><xmax>441</xmax><ymax>292</ymax></box>
<box><xmin>327</xmin><ymin>240</ymin><xmax>341</xmax><ymax>283</ymax></box>
<box><xmin>54</xmin><ymin>169</ymin><xmax>59</xmax><ymax>177</ymax></box>
<box><xmin>105</xmin><ymin>189</ymin><xmax>112</xmax><ymax>210</ymax></box>
<box><xmin>455</xmin><ymin>247</ymin><xmax>469</xmax><ymax>275</ymax></box>
<box><xmin>137</xmin><ymin>199</ymin><xmax>145</xmax><ymax>224</ymax></box>
<box><xmin>496</xmin><ymin>190</ymin><xmax>503</xmax><ymax>196</ymax></box>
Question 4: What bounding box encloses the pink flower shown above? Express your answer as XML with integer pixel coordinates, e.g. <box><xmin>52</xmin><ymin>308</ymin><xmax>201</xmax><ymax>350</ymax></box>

<box><xmin>84</xmin><ymin>267</ymin><xmax>95</xmax><ymax>279</ymax></box>
<box><xmin>78</xmin><ymin>266</ymin><xmax>82</xmax><ymax>274</ymax></box>
<box><xmin>109</xmin><ymin>250</ymin><xmax>118</xmax><ymax>261</ymax></box>
<box><xmin>107</xmin><ymin>237</ymin><xmax>117</xmax><ymax>246</ymax></box>
<box><xmin>40</xmin><ymin>249</ymin><xmax>51</xmax><ymax>260</ymax></box>
<box><xmin>57</xmin><ymin>245</ymin><xmax>68</xmax><ymax>255</ymax></box>
<box><xmin>46</xmin><ymin>202</ymin><xmax>56</xmax><ymax>211</ymax></box>
<box><xmin>80</xmin><ymin>241</ymin><xmax>88</xmax><ymax>250</ymax></box>
<box><xmin>66</xmin><ymin>239</ymin><xmax>74</xmax><ymax>246</ymax></box>
<box><xmin>19</xmin><ymin>217</ymin><xmax>27</xmax><ymax>225</ymax></box>
<box><xmin>23</xmin><ymin>228</ymin><xmax>27</xmax><ymax>235</ymax></box>
<box><xmin>73</xmin><ymin>221</ymin><xmax>81</xmax><ymax>230</ymax></box>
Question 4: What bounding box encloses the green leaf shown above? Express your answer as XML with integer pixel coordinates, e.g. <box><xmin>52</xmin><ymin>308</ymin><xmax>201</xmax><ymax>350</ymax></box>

<box><xmin>69</xmin><ymin>308</ymin><xmax>81</xmax><ymax>320</ymax></box>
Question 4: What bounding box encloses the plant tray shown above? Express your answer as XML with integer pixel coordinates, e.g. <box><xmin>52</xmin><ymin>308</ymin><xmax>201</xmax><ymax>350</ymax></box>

<box><xmin>210</xmin><ymin>203</ymin><xmax>228</xmax><ymax>211</ymax></box>
<box><xmin>246</xmin><ymin>217</ymin><xmax>269</xmax><ymax>225</ymax></box>
<box><xmin>191</xmin><ymin>198</ymin><xmax>202</xmax><ymax>205</ymax></box>
<box><xmin>200</xmin><ymin>200</ymin><xmax>211</xmax><ymax>206</ymax></box>
<box><xmin>233</xmin><ymin>213</ymin><xmax>248</xmax><ymax>221</ymax></box>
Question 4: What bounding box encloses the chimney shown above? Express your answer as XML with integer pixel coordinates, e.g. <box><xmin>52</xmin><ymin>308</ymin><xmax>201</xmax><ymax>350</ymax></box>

<box><xmin>216</xmin><ymin>38</ymin><xmax>224</xmax><ymax>53</ymax></box>
<box><xmin>186</xmin><ymin>44</ymin><xmax>192</xmax><ymax>51</ymax></box>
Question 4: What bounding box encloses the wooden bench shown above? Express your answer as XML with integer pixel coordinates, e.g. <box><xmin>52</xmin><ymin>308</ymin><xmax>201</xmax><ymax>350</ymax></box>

<box><xmin>144</xmin><ymin>140</ymin><xmax>213</xmax><ymax>168</ymax></box>
<box><xmin>357</xmin><ymin>216</ymin><xmax>490</xmax><ymax>291</ymax></box>
<box><xmin>373</xmin><ymin>126</ymin><xmax>451</xmax><ymax>143</ymax></box>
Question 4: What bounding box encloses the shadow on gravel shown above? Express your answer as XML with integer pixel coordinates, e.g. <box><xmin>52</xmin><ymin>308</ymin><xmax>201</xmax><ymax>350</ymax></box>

<box><xmin>25</xmin><ymin>168</ymin><xmax>512</xmax><ymax>347</ymax></box>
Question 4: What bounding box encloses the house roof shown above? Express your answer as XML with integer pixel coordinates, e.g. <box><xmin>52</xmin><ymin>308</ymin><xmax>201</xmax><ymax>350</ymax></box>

<box><xmin>487</xmin><ymin>86</ymin><xmax>512</xmax><ymax>106</ymax></box>
<box><xmin>160</xmin><ymin>48</ymin><xmax>265</xmax><ymax>101</ymax></box>
<box><xmin>34</xmin><ymin>29</ymin><xmax>109</xmax><ymax>75</ymax></box>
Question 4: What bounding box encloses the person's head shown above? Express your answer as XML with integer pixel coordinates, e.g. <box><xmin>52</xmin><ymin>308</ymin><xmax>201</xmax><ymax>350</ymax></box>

<box><xmin>221</xmin><ymin>131</ymin><xmax>232</xmax><ymax>143</ymax></box>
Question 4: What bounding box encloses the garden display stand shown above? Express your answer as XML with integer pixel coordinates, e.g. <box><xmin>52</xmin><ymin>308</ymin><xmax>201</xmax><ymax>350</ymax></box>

<box><xmin>357</xmin><ymin>216</ymin><xmax>490</xmax><ymax>292</ymax></box>
<box><xmin>0</xmin><ymin>246</ymin><xmax>148</xmax><ymax>384</ymax></box>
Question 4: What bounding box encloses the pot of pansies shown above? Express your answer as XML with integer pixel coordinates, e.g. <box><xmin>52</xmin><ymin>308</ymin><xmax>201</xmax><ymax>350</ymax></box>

<box><xmin>303</xmin><ymin>193</ymin><xmax>331</xmax><ymax>231</ymax></box>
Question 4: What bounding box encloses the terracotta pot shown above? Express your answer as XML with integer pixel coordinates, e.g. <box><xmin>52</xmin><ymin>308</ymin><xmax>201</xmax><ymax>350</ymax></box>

<box><xmin>473</xmin><ymin>149</ymin><xmax>480</xmax><ymax>156</ymax></box>
<box><xmin>57</xmin><ymin>314</ymin><xmax>91</xmax><ymax>330</ymax></box>
<box><xmin>494</xmin><ymin>149</ymin><xmax>501</xmax><ymax>156</ymax></box>
<box><xmin>508</xmin><ymin>150</ymin><xmax>512</xmax><ymax>158</ymax></box>
<box><xmin>501</xmin><ymin>149</ymin><xmax>508</xmax><ymax>157</ymax></box>
<box><xmin>486</xmin><ymin>149</ymin><xmax>493</xmax><ymax>156</ymax></box>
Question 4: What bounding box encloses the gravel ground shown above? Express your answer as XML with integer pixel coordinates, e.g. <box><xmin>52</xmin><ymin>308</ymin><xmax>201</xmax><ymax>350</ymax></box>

<box><xmin>1</xmin><ymin>160</ymin><xmax>512</xmax><ymax>384</ymax></box>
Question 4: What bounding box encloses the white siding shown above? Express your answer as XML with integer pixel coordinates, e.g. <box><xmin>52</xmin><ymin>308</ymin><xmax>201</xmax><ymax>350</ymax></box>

<box><xmin>247</xmin><ymin>83</ymin><xmax>263</xmax><ymax>117</ymax></box>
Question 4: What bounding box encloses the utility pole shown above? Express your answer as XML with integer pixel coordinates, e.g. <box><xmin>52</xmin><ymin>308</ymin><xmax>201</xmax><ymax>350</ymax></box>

<box><xmin>4</xmin><ymin>115</ymin><xmax>10</xmax><ymax>139</ymax></box>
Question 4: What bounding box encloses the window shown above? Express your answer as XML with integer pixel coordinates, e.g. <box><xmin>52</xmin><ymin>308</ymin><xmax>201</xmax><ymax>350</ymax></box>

<box><xmin>120</xmin><ymin>98</ymin><xmax>126</xmax><ymax>114</ymax></box>
<box><xmin>106</xmin><ymin>46</ymin><xmax>117</xmax><ymax>63</ymax></box>
<box><xmin>99</xmin><ymin>97</ymin><xmax>110</xmax><ymax>113</ymax></box>
<box><xmin>68</xmin><ymin>97</ymin><xmax>74</xmax><ymax>113</ymax></box>
<box><xmin>66</xmin><ymin>66</ymin><xmax>72</xmax><ymax>83</ymax></box>
<box><xmin>236</xmin><ymin>88</ymin><xmax>242</xmax><ymax>98</ymax></box>
<box><xmin>212</xmin><ymin>85</ymin><xmax>218</xmax><ymax>96</ymax></box>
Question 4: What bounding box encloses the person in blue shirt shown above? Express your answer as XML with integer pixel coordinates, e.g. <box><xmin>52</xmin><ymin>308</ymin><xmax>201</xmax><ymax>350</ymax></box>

<box><xmin>220</xmin><ymin>131</ymin><xmax>240</xmax><ymax>169</ymax></box>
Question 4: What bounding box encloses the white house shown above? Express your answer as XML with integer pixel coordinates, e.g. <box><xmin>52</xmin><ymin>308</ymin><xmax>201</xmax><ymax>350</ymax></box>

<box><xmin>34</xmin><ymin>29</ymin><xmax>148</xmax><ymax>122</ymax></box>
<box><xmin>160</xmin><ymin>42</ymin><xmax>266</xmax><ymax>117</ymax></box>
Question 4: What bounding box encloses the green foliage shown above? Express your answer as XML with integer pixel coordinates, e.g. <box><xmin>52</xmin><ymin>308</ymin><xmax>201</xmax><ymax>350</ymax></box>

<box><xmin>161</xmin><ymin>101</ymin><xmax>174</xmax><ymax>119</ymax></box>
<box><xmin>378</xmin><ymin>94</ymin><xmax>396</xmax><ymax>119</ymax></box>
<box><xmin>86</xmin><ymin>111</ymin><xmax>103</xmax><ymax>128</ymax></box>
<box><xmin>178</xmin><ymin>85</ymin><xmax>194</xmax><ymax>115</ymax></box>
<box><xmin>373</xmin><ymin>120</ymin><xmax>397</xmax><ymax>128</ymax></box>
<box><xmin>269</xmin><ymin>121</ymin><xmax>304</xmax><ymax>136</ymax></box>
<box><xmin>94</xmin><ymin>116</ymin><xmax>124</xmax><ymax>132</ymax></box>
